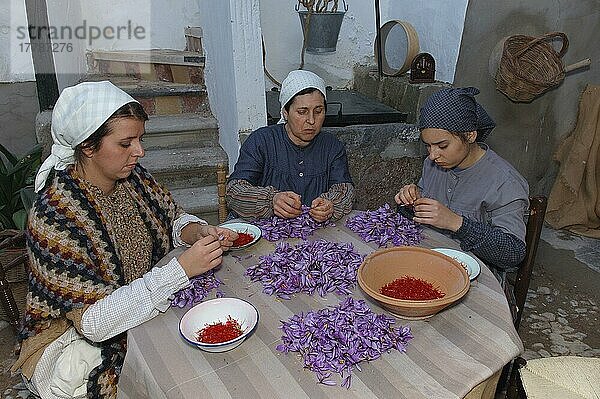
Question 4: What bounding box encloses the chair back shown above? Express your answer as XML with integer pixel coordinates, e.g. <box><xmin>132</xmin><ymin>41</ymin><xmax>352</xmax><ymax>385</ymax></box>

<box><xmin>217</xmin><ymin>163</ymin><xmax>228</xmax><ymax>223</ymax></box>
<box><xmin>513</xmin><ymin>195</ymin><xmax>547</xmax><ymax>330</ymax></box>
<box><xmin>0</xmin><ymin>231</ymin><xmax>28</xmax><ymax>330</ymax></box>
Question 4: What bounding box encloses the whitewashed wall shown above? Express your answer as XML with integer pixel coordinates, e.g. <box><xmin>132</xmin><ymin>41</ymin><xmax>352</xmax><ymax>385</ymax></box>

<box><xmin>46</xmin><ymin>0</ymin><xmax>87</xmax><ymax>90</ymax></box>
<box><xmin>259</xmin><ymin>0</ymin><xmax>467</xmax><ymax>87</ymax></box>
<box><xmin>1</xmin><ymin>0</ymin><xmax>467</xmax><ymax>85</ymax></box>
<box><xmin>197</xmin><ymin>0</ymin><xmax>266</xmax><ymax>169</ymax></box>
<box><xmin>385</xmin><ymin>1</ymin><xmax>468</xmax><ymax>85</ymax></box>
<box><xmin>1</xmin><ymin>0</ymin><xmax>35</xmax><ymax>82</ymax></box>
<box><xmin>1</xmin><ymin>1</ymin><xmax>466</xmax><ymax>166</ymax></box>
<box><xmin>1</xmin><ymin>0</ymin><xmax>200</xmax><ymax>86</ymax></box>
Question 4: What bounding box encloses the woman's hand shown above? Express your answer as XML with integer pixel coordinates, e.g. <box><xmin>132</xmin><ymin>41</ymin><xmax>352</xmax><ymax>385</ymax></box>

<box><xmin>213</xmin><ymin>227</ymin><xmax>238</xmax><ymax>251</ymax></box>
<box><xmin>177</xmin><ymin>235</ymin><xmax>223</xmax><ymax>278</ymax></box>
<box><xmin>273</xmin><ymin>191</ymin><xmax>302</xmax><ymax>218</ymax></box>
<box><xmin>413</xmin><ymin>197</ymin><xmax>463</xmax><ymax>232</ymax></box>
<box><xmin>180</xmin><ymin>223</ymin><xmax>238</xmax><ymax>250</ymax></box>
<box><xmin>309</xmin><ymin>197</ymin><xmax>333</xmax><ymax>222</ymax></box>
<box><xmin>195</xmin><ymin>225</ymin><xmax>239</xmax><ymax>251</ymax></box>
<box><xmin>394</xmin><ymin>184</ymin><xmax>421</xmax><ymax>206</ymax></box>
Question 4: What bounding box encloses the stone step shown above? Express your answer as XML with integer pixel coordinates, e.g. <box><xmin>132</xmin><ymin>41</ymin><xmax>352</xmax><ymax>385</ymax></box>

<box><xmin>141</xmin><ymin>146</ymin><xmax>228</xmax><ymax>189</ymax></box>
<box><xmin>170</xmin><ymin>185</ymin><xmax>219</xmax><ymax>225</ymax></box>
<box><xmin>144</xmin><ymin>114</ymin><xmax>219</xmax><ymax>150</ymax></box>
<box><xmin>88</xmin><ymin>49</ymin><xmax>205</xmax><ymax>84</ymax></box>
<box><xmin>81</xmin><ymin>75</ymin><xmax>211</xmax><ymax>116</ymax></box>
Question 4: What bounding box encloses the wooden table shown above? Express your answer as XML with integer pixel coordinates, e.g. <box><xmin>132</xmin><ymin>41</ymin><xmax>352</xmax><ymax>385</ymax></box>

<box><xmin>118</xmin><ymin>213</ymin><xmax>523</xmax><ymax>399</ymax></box>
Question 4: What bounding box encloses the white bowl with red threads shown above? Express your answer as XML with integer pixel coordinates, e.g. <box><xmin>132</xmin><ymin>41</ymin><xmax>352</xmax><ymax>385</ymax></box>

<box><xmin>219</xmin><ymin>222</ymin><xmax>262</xmax><ymax>250</ymax></box>
<box><xmin>179</xmin><ymin>297</ymin><xmax>259</xmax><ymax>352</ymax></box>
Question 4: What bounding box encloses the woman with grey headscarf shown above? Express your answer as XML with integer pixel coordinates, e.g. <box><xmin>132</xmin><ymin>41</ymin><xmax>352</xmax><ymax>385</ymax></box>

<box><xmin>395</xmin><ymin>87</ymin><xmax>529</xmax><ymax>283</ymax></box>
<box><xmin>12</xmin><ymin>81</ymin><xmax>238</xmax><ymax>399</ymax></box>
<box><xmin>227</xmin><ymin>70</ymin><xmax>354</xmax><ymax>222</ymax></box>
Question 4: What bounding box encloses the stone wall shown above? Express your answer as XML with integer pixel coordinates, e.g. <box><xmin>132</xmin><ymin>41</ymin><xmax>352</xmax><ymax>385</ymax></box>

<box><xmin>346</xmin><ymin>67</ymin><xmax>453</xmax><ymax>210</ymax></box>
<box><xmin>352</xmin><ymin>66</ymin><xmax>450</xmax><ymax>124</ymax></box>
<box><xmin>325</xmin><ymin>123</ymin><xmax>424</xmax><ymax>211</ymax></box>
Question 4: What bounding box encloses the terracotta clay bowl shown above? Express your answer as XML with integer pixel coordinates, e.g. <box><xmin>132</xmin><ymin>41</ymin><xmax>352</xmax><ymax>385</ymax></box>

<box><xmin>357</xmin><ymin>246</ymin><xmax>470</xmax><ymax>320</ymax></box>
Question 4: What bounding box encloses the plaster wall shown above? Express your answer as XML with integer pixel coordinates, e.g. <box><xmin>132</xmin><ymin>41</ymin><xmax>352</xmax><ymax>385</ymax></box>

<box><xmin>1</xmin><ymin>0</ymin><xmax>35</xmax><ymax>82</ymax></box>
<box><xmin>47</xmin><ymin>0</ymin><xmax>195</xmax><ymax>90</ymax></box>
<box><xmin>259</xmin><ymin>0</ymin><xmax>467</xmax><ymax>88</ymax></box>
<box><xmin>46</xmin><ymin>0</ymin><xmax>87</xmax><ymax>90</ymax></box>
<box><xmin>454</xmin><ymin>0</ymin><xmax>599</xmax><ymax>195</ymax></box>
<box><xmin>0</xmin><ymin>2</ymin><xmax>38</xmax><ymax>155</ymax></box>
<box><xmin>1</xmin><ymin>0</ymin><xmax>200</xmax><ymax>88</ymax></box>
<box><xmin>197</xmin><ymin>0</ymin><xmax>266</xmax><ymax>170</ymax></box>
<box><xmin>0</xmin><ymin>82</ymin><xmax>39</xmax><ymax>156</ymax></box>
<box><xmin>384</xmin><ymin>1</ymin><xmax>468</xmax><ymax>85</ymax></box>
<box><xmin>81</xmin><ymin>0</ymin><xmax>197</xmax><ymax>50</ymax></box>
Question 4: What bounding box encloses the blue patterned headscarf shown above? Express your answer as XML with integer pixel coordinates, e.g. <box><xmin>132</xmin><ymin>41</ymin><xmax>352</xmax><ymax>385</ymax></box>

<box><xmin>418</xmin><ymin>87</ymin><xmax>495</xmax><ymax>142</ymax></box>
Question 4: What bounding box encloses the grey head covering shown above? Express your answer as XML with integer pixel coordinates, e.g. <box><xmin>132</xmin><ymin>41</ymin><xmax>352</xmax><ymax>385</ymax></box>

<box><xmin>278</xmin><ymin>70</ymin><xmax>327</xmax><ymax>124</ymax></box>
<box><xmin>34</xmin><ymin>81</ymin><xmax>138</xmax><ymax>192</ymax></box>
<box><xmin>418</xmin><ymin>87</ymin><xmax>495</xmax><ymax>142</ymax></box>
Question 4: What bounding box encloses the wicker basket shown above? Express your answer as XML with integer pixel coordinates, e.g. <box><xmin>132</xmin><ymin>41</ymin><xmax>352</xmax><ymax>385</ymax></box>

<box><xmin>495</xmin><ymin>32</ymin><xmax>568</xmax><ymax>103</ymax></box>
<box><xmin>0</xmin><ymin>232</ymin><xmax>28</xmax><ymax>323</ymax></box>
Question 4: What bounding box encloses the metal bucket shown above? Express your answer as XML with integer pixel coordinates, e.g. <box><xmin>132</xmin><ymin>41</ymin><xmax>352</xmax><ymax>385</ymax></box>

<box><xmin>298</xmin><ymin>11</ymin><xmax>345</xmax><ymax>53</ymax></box>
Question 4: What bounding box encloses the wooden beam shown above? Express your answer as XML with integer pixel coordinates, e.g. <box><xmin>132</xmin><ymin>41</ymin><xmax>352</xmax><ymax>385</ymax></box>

<box><xmin>374</xmin><ymin>0</ymin><xmax>383</xmax><ymax>79</ymax></box>
<box><xmin>24</xmin><ymin>0</ymin><xmax>59</xmax><ymax>111</ymax></box>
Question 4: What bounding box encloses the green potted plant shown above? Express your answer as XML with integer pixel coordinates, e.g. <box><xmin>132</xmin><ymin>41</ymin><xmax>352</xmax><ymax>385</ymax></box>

<box><xmin>296</xmin><ymin>0</ymin><xmax>348</xmax><ymax>54</ymax></box>
<box><xmin>0</xmin><ymin>143</ymin><xmax>41</xmax><ymax>231</ymax></box>
<box><xmin>0</xmin><ymin>142</ymin><xmax>40</xmax><ymax>325</ymax></box>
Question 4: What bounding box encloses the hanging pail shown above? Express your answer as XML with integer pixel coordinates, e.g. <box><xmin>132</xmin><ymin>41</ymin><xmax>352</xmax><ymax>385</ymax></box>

<box><xmin>298</xmin><ymin>11</ymin><xmax>345</xmax><ymax>53</ymax></box>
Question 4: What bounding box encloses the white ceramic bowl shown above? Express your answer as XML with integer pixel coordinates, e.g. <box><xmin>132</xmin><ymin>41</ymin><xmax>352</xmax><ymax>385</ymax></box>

<box><xmin>179</xmin><ymin>297</ymin><xmax>259</xmax><ymax>352</ymax></box>
<box><xmin>431</xmin><ymin>248</ymin><xmax>481</xmax><ymax>280</ymax></box>
<box><xmin>219</xmin><ymin>222</ymin><xmax>262</xmax><ymax>250</ymax></box>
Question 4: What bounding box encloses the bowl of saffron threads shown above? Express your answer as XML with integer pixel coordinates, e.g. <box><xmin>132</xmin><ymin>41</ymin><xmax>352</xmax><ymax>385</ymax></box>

<box><xmin>179</xmin><ymin>297</ymin><xmax>259</xmax><ymax>352</ymax></box>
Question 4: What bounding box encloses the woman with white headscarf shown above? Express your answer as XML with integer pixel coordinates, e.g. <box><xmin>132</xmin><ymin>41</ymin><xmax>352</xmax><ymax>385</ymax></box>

<box><xmin>11</xmin><ymin>81</ymin><xmax>238</xmax><ymax>399</ymax></box>
<box><xmin>227</xmin><ymin>70</ymin><xmax>354</xmax><ymax>222</ymax></box>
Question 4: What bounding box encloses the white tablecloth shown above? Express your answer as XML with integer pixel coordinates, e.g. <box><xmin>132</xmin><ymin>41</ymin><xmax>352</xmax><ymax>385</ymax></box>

<box><xmin>118</xmin><ymin>213</ymin><xmax>522</xmax><ymax>399</ymax></box>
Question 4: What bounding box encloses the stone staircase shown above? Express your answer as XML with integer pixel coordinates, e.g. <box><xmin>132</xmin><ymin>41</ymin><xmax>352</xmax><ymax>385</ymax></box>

<box><xmin>85</xmin><ymin>37</ymin><xmax>227</xmax><ymax>224</ymax></box>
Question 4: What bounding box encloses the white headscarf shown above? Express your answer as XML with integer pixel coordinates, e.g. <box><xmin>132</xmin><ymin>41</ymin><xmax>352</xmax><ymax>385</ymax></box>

<box><xmin>34</xmin><ymin>81</ymin><xmax>138</xmax><ymax>192</ymax></box>
<box><xmin>278</xmin><ymin>70</ymin><xmax>327</xmax><ymax>124</ymax></box>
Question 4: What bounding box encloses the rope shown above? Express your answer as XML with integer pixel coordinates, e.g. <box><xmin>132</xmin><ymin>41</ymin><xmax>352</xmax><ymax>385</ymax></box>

<box><xmin>262</xmin><ymin>35</ymin><xmax>281</xmax><ymax>87</ymax></box>
<box><xmin>299</xmin><ymin>9</ymin><xmax>312</xmax><ymax>70</ymax></box>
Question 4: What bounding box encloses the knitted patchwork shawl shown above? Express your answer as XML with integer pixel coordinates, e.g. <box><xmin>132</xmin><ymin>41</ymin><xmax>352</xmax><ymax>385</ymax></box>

<box><xmin>21</xmin><ymin>164</ymin><xmax>182</xmax><ymax>398</ymax></box>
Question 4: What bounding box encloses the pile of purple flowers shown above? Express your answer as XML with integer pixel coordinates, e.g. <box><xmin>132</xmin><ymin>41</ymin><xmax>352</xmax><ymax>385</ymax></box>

<box><xmin>346</xmin><ymin>203</ymin><xmax>422</xmax><ymax>247</ymax></box>
<box><xmin>245</xmin><ymin>239</ymin><xmax>364</xmax><ymax>299</ymax></box>
<box><xmin>277</xmin><ymin>297</ymin><xmax>413</xmax><ymax>388</ymax></box>
<box><xmin>171</xmin><ymin>271</ymin><xmax>223</xmax><ymax>308</ymax></box>
<box><xmin>253</xmin><ymin>205</ymin><xmax>332</xmax><ymax>241</ymax></box>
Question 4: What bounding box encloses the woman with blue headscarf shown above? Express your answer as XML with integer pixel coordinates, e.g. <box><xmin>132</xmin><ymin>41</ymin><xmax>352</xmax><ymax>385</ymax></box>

<box><xmin>395</xmin><ymin>87</ymin><xmax>529</xmax><ymax>279</ymax></box>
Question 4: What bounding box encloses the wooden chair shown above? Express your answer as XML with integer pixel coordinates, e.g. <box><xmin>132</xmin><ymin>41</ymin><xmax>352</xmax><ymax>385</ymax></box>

<box><xmin>0</xmin><ymin>230</ymin><xmax>28</xmax><ymax>330</ymax></box>
<box><xmin>512</xmin><ymin>196</ymin><xmax>548</xmax><ymax>330</ymax></box>
<box><xmin>216</xmin><ymin>163</ymin><xmax>228</xmax><ymax>224</ymax></box>
<box><xmin>497</xmin><ymin>195</ymin><xmax>548</xmax><ymax>397</ymax></box>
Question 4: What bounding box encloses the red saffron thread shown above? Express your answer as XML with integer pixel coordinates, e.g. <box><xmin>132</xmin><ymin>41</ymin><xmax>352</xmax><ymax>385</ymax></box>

<box><xmin>380</xmin><ymin>275</ymin><xmax>445</xmax><ymax>300</ymax></box>
<box><xmin>197</xmin><ymin>316</ymin><xmax>243</xmax><ymax>344</ymax></box>
<box><xmin>233</xmin><ymin>232</ymin><xmax>254</xmax><ymax>247</ymax></box>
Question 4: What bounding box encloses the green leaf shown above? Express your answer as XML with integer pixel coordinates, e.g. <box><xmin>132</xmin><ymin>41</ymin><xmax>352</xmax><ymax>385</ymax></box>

<box><xmin>0</xmin><ymin>142</ymin><xmax>18</xmax><ymax>170</ymax></box>
<box><xmin>0</xmin><ymin>144</ymin><xmax>42</xmax><ymax>231</ymax></box>
<box><xmin>20</xmin><ymin>187</ymin><xmax>35</xmax><ymax>211</ymax></box>
<box><xmin>12</xmin><ymin>209</ymin><xmax>28</xmax><ymax>230</ymax></box>
<box><xmin>0</xmin><ymin>211</ymin><xmax>15</xmax><ymax>230</ymax></box>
